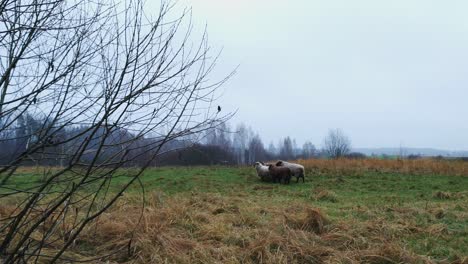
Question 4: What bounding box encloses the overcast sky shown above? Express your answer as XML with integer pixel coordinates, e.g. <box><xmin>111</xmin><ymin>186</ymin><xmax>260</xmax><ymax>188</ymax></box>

<box><xmin>155</xmin><ymin>0</ymin><xmax>468</xmax><ymax>150</ymax></box>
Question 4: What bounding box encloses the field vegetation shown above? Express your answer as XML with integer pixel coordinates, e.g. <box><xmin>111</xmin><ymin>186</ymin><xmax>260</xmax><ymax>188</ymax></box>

<box><xmin>1</xmin><ymin>158</ymin><xmax>467</xmax><ymax>263</ymax></box>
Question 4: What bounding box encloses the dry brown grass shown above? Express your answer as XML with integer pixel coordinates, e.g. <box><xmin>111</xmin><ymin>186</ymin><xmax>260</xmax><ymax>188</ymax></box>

<box><xmin>2</xmin><ymin>163</ymin><xmax>466</xmax><ymax>263</ymax></box>
<box><xmin>313</xmin><ymin>188</ymin><xmax>339</xmax><ymax>203</ymax></box>
<box><xmin>1</xmin><ymin>191</ymin><xmax>450</xmax><ymax>264</ymax></box>
<box><xmin>433</xmin><ymin>191</ymin><xmax>453</xmax><ymax>200</ymax></box>
<box><xmin>296</xmin><ymin>158</ymin><xmax>468</xmax><ymax>176</ymax></box>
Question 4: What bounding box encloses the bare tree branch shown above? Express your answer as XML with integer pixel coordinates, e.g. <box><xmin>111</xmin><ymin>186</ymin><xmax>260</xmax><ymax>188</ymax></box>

<box><xmin>0</xmin><ymin>0</ymin><xmax>233</xmax><ymax>262</ymax></box>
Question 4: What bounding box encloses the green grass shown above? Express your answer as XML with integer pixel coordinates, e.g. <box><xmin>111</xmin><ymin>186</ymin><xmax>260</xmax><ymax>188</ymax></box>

<box><xmin>2</xmin><ymin>166</ymin><xmax>467</xmax><ymax>261</ymax></box>
<box><xmin>132</xmin><ymin>167</ymin><xmax>468</xmax><ymax>261</ymax></box>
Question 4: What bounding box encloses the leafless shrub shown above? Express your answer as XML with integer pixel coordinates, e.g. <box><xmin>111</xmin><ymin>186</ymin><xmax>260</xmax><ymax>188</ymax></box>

<box><xmin>323</xmin><ymin>128</ymin><xmax>351</xmax><ymax>159</ymax></box>
<box><xmin>0</xmin><ymin>0</ymin><xmax>232</xmax><ymax>262</ymax></box>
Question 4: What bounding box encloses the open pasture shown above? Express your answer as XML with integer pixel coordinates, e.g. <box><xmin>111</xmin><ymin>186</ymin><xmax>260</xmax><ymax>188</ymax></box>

<box><xmin>1</xmin><ymin>159</ymin><xmax>467</xmax><ymax>263</ymax></box>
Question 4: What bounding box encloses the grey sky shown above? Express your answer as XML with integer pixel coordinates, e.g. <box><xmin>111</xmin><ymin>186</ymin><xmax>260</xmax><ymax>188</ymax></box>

<box><xmin>160</xmin><ymin>0</ymin><xmax>468</xmax><ymax>150</ymax></box>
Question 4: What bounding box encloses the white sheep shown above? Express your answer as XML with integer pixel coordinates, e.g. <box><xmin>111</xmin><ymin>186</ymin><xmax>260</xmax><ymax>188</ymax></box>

<box><xmin>254</xmin><ymin>161</ymin><xmax>271</xmax><ymax>181</ymax></box>
<box><xmin>275</xmin><ymin>160</ymin><xmax>305</xmax><ymax>183</ymax></box>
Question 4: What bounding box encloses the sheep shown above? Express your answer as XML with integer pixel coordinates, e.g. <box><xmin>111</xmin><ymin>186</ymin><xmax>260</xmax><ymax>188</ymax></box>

<box><xmin>254</xmin><ymin>161</ymin><xmax>271</xmax><ymax>182</ymax></box>
<box><xmin>268</xmin><ymin>164</ymin><xmax>292</xmax><ymax>184</ymax></box>
<box><xmin>275</xmin><ymin>160</ymin><xmax>305</xmax><ymax>183</ymax></box>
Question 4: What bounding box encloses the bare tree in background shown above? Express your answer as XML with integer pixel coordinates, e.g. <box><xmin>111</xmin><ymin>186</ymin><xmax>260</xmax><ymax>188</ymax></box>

<box><xmin>204</xmin><ymin>122</ymin><xmax>231</xmax><ymax>148</ymax></box>
<box><xmin>279</xmin><ymin>136</ymin><xmax>294</xmax><ymax>160</ymax></box>
<box><xmin>292</xmin><ymin>138</ymin><xmax>298</xmax><ymax>157</ymax></box>
<box><xmin>248</xmin><ymin>134</ymin><xmax>267</xmax><ymax>163</ymax></box>
<box><xmin>302</xmin><ymin>141</ymin><xmax>316</xmax><ymax>159</ymax></box>
<box><xmin>0</xmin><ymin>0</ymin><xmax>233</xmax><ymax>262</ymax></box>
<box><xmin>268</xmin><ymin>141</ymin><xmax>277</xmax><ymax>156</ymax></box>
<box><xmin>216</xmin><ymin>122</ymin><xmax>232</xmax><ymax>148</ymax></box>
<box><xmin>233</xmin><ymin>122</ymin><xmax>250</xmax><ymax>164</ymax></box>
<box><xmin>323</xmin><ymin>129</ymin><xmax>351</xmax><ymax>158</ymax></box>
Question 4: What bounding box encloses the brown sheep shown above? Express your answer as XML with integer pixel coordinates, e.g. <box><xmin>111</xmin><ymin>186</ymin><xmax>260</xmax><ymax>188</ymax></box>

<box><xmin>276</xmin><ymin>160</ymin><xmax>305</xmax><ymax>183</ymax></box>
<box><xmin>268</xmin><ymin>164</ymin><xmax>292</xmax><ymax>184</ymax></box>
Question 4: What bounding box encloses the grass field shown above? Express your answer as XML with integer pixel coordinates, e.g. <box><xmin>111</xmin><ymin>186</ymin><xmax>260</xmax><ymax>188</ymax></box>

<box><xmin>1</xmin><ymin>162</ymin><xmax>468</xmax><ymax>263</ymax></box>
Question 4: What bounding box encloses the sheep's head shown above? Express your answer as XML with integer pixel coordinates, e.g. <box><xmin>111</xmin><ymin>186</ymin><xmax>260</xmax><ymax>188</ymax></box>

<box><xmin>254</xmin><ymin>162</ymin><xmax>261</xmax><ymax>167</ymax></box>
<box><xmin>276</xmin><ymin>161</ymin><xmax>284</xmax><ymax>166</ymax></box>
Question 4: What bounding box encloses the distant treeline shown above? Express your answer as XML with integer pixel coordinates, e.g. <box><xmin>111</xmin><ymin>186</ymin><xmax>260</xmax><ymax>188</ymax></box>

<box><xmin>1</xmin><ymin>115</ymin><xmax>465</xmax><ymax>166</ymax></box>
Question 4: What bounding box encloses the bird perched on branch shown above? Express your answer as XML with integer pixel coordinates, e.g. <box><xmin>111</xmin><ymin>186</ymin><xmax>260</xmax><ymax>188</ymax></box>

<box><xmin>217</xmin><ymin>105</ymin><xmax>221</xmax><ymax>112</ymax></box>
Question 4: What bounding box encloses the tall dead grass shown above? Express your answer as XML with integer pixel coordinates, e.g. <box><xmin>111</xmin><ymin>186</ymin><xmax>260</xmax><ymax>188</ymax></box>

<box><xmin>1</xmin><ymin>191</ymin><xmax>451</xmax><ymax>263</ymax></box>
<box><xmin>296</xmin><ymin>158</ymin><xmax>468</xmax><ymax>176</ymax></box>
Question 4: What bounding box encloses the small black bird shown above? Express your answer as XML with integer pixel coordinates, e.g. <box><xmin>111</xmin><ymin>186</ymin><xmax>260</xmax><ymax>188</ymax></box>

<box><xmin>32</xmin><ymin>97</ymin><xmax>37</xmax><ymax>104</ymax></box>
<box><xmin>217</xmin><ymin>105</ymin><xmax>221</xmax><ymax>112</ymax></box>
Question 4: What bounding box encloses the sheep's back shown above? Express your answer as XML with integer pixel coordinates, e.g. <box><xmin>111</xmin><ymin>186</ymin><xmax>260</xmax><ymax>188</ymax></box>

<box><xmin>284</xmin><ymin>163</ymin><xmax>305</xmax><ymax>175</ymax></box>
